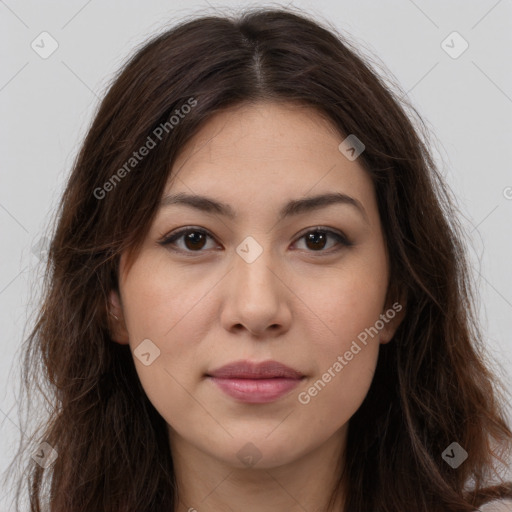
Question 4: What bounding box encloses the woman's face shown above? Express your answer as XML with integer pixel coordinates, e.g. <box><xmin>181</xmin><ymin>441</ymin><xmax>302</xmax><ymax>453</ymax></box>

<box><xmin>111</xmin><ymin>101</ymin><xmax>402</xmax><ymax>469</ymax></box>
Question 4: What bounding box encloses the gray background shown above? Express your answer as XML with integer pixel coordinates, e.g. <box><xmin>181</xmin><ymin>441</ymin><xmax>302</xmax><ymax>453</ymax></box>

<box><xmin>1</xmin><ymin>0</ymin><xmax>511</xmax><ymax>508</ymax></box>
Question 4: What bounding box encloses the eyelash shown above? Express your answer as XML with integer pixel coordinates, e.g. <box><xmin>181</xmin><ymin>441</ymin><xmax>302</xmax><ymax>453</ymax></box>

<box><xmin>158</xmin><ymin>226</ymin><xmax>352</xmax><ymax>256</ymax></box>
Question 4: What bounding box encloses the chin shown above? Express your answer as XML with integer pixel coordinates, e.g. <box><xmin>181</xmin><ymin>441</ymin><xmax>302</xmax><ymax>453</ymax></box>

<box><xmin>211</xmin><ymin>432</ymin><xmax>309</xmax><ymax>470</ymax></box>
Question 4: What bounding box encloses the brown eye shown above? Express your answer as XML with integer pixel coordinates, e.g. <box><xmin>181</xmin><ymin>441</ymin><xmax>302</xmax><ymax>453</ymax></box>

<box><xmin>304</xmin><ymin>231</ymin><xmax>328</xmax><ymax>250</ymax></box>
<box><xmin>160</xmin><ymin>228</ymin><xmax>217</xmax><ymax>253</ymax></box>
<box><xmin>295</xmin><ymin>228</ymin><xmax>351</xmax><ymax>253</ymax></box>
<box><xmin>159</xmin><ymin>226</ymin><xmax>351</xmax><ymax>256</ymax></box>
<box><xmin>182</xmin><ymin>231</ymin><xmax>207</xmax><ymax>250</ymax></box>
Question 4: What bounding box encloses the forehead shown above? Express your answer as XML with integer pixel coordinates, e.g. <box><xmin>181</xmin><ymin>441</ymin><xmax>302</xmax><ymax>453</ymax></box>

<box><xmin>165</xmin><ymin>101</ymin><xmax>377</xmax><ymax>221</ymax></box>
<box><xmin>172</xmin><ymin>101</ymin><xmax>344</xmax><ymax>173</ymax></box>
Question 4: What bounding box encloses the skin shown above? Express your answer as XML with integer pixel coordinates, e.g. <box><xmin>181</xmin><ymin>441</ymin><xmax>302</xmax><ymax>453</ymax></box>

<box><xmin>109</xmin><ymin>101</ymin><xmax>404</xmax><ymax>512</ymax></box>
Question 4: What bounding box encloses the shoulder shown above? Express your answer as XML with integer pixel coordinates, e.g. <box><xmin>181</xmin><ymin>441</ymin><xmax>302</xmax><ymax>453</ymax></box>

<box><xmin>478</xmin><ymin>499</ymin><xmax>512</xmax><ymax>512</ymax></box>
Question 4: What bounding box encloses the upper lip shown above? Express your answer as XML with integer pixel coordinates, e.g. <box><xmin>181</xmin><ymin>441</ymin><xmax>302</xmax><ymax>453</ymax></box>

<box><xmin>207</xmin><ymin>360</ymin><xmax>304</xmax><ymax>379</ymax></box>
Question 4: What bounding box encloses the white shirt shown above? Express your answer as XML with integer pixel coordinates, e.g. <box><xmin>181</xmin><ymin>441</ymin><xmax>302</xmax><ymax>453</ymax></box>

<box><xmin>479</xmin><ymin>499</ymin><xmax>512</xmax><ymax>511</ymax></box>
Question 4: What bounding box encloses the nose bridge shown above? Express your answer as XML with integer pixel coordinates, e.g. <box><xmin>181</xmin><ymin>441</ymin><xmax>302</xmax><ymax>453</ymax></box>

<box><xmin>233</xmin><ymin>235</ymin><xmax>280</xmax><ymax>300</ymax></box>
<box><xmin>223</xmin><ymin>234</ymin><xmax>287</xmax><ymax>333</ymax></box>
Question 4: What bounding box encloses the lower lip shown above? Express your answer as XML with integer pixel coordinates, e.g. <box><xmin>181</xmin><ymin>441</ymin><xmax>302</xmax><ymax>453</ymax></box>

<box><xmin>208</xmin><ymin>377</ymin><xmax>302</xmax><ymax>403</ymax></box>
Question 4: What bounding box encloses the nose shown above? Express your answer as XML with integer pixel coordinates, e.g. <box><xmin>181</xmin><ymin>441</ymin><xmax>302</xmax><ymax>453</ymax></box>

<box><xmin>219</xmin><ymin>247</ymin><xmax>292</xmax><ymax>338</ymax></box>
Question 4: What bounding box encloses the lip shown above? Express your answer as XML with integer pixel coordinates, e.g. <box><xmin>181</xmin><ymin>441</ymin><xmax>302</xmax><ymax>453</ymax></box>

<box><xmin>206</xmin><ymin>360</ymin><xmax>304</xmax><ymax>403</ymax></box>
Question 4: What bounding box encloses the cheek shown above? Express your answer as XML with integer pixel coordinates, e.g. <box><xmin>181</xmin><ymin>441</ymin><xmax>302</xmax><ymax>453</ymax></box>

<box><xmin>300</xmin><ymin>278</ymin><xmax>384</xmax><ymax>403</ymax></box>
<box><xmin>295</xmin><ymin>344</ymin><xmax>378</xmax><ymax>449</ymax></box>
<box><xmin>121</xmin><ymin>252</ymin><xmax>212</xmax><ymax>342</ymax></box>
<box><xmin>300</xmin><ymin>252</ymin><xmax>388</xmax><ymax>352</ymax></box>
<box><xmin>119</xmin><ymin>254</ymin><xmax>217</xmax><ymax>415</ymax></box>
<box><xmin>293</xmin><ymin>278</ymin><xmax>385</xmax><ymax>438</ymax></box>
<box><xmin>293</xmin><ymin>247</ymin><xmax>387</xmax><ymax>417</ymax></box>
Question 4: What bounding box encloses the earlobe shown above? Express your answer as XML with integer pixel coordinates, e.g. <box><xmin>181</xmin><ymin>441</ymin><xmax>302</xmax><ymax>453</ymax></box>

<box><xmin>379</xmin><ymin>296</ymin><xmax>407</xmax><ymax>345</ymax></box>
<box><xmin>108</xmin><ymin>289</ymin><xmax>130</xmax><ymax>345</ymax></box>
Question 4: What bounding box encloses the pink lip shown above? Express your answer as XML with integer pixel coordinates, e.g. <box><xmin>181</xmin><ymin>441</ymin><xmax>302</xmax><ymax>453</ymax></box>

<box><xmin>206</xmin><ymin>360</ymin><xmax>304</xmax><ymax>403</ymax></box>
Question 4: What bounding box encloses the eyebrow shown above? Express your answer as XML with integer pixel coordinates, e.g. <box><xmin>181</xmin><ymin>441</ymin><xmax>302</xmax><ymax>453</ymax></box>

<box><xmin>159</xmin><ymin>191</ymin><xmax>369</xmax><ymax>224</ymax></box>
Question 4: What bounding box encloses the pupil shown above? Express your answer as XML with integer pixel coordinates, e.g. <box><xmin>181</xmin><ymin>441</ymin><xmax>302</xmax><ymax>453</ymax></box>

<box><xmin>186</xmin><ymin>232</ymin><xmax>205</xmax><ymax>250</ymax></box>
<box><xmin>306</xmin><ymin>232</ymin><xmax>326</xmax><ymax>250</ymax></box>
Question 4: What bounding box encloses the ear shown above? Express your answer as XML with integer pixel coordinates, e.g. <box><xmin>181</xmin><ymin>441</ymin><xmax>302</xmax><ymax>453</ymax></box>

<box><xmin>379</xmin><ymin>289</ymin><xmax>407</xmax><ymax>345</ymax></box>
<box><xmin>108</xmin><ymin>289</ymin><xmax>130</xmax><ymax>345</ymax></box>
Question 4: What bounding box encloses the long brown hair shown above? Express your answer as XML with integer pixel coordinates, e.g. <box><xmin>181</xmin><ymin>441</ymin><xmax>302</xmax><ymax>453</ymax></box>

<box><xmin>5</xmin><ymin>6</ymin><xmax>512</xmax><ymax>511</ymax></box>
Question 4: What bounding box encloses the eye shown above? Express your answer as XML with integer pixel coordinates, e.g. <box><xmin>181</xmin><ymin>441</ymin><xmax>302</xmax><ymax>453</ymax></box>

<box><xmin>158</xmin><ymin>226</ymin><xmax>352</xmax><ymax>255</ymax></box>
<box><xmin>159</xmin><ymin>227</ymin><xmax>218</xmax><ymax>253</ymax></box>
<box><xmin>292</xmin><ymin>227</ymin><xmax>352</xmax><ymax>253</ymax></box>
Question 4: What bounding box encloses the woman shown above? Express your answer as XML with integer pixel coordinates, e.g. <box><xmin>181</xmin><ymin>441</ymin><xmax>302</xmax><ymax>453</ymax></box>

<box><xmin>8</xmin><ymin>6</ymin><xmax>512</xmax><ymax>512</ymax></box>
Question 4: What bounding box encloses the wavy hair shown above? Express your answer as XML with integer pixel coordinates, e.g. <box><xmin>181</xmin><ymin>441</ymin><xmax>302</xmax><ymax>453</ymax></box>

<box><xmin>5</xmin><ymin>6</ymin><xmax>512</xmax><ymax>511</ymax></box>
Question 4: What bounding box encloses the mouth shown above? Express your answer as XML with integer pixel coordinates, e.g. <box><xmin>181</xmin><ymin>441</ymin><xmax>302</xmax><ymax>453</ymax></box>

<box><xmin>206</xmin><ymin>360</ymin><xmax>305</xmax><ymax>404</ymax></box>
